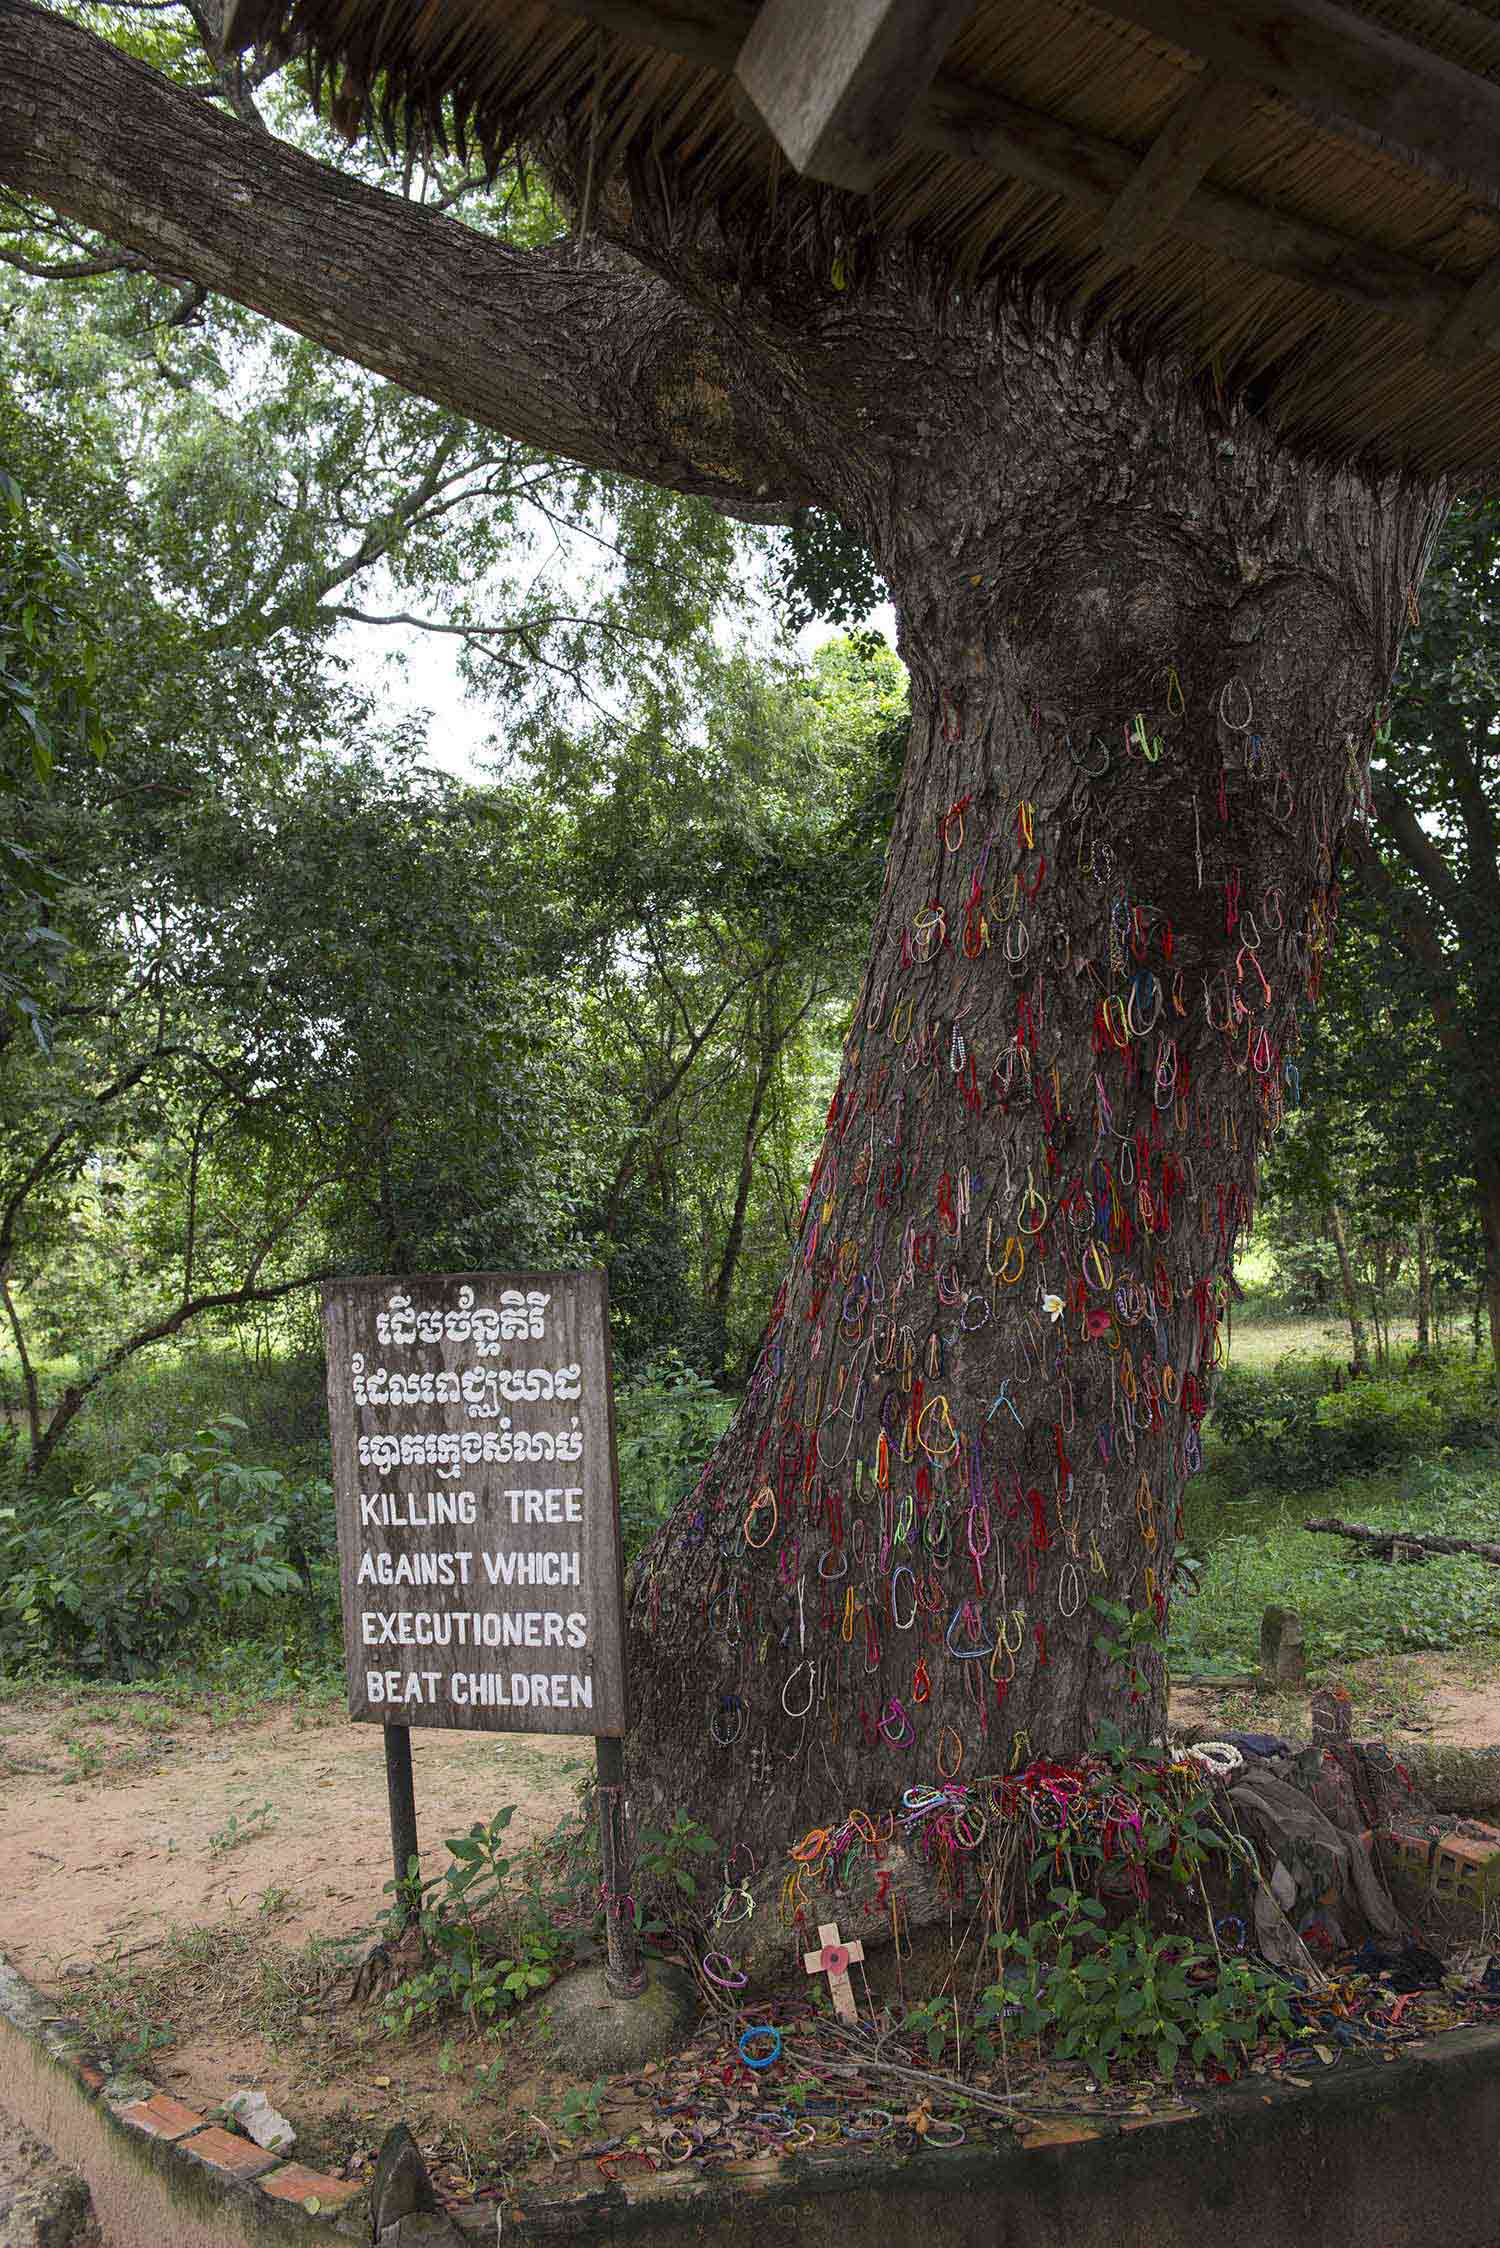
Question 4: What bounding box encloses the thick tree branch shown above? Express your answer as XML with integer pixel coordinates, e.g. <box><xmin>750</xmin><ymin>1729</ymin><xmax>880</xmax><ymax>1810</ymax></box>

<box><xmin>0</xmin><ymin>1</ymin><xmax>814</xmax><ymax>521</ymax></box>
<box><xmin>1372</xmin><ymin>776</ymin><xmax>1465</xmax><ymax>912</ymax></box>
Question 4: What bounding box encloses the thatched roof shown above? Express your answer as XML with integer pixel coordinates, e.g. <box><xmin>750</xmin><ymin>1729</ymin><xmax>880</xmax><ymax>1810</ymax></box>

<box><xmin>226</xmin><ymin>0</ymin><xmax>1500</xmax><ymax>482</ymax></box>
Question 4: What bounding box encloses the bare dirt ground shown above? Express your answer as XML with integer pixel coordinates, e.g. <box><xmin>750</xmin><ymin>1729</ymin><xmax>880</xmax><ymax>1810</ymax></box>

<box><xmin>2</xmin><ymin>1658</ymin><xmax>1495</xmax><ymax>2201</ymax></box>
<box><xmin>1</xmin><ymin>1695</ymin><xmax>591</xmax><ymax>1979</ymax></box>
<box><xmin>1169</xmin><ymin>1647</ymin><xmax>1500</xmax><ymax>1748</ymax></box>
<box><xmin>5</xmin><ymin>1653</ymin><xmax>1498</xmax><ymax>1990</ymax></box>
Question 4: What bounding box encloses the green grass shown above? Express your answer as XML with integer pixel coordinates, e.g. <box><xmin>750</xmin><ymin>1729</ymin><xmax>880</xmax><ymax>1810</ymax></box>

<box><xmin>1175</xmin><ymin>1450</ymin><xmax>1500</xmax><ymax>1672</ymax></box>
<box><xmin>0</xmin><ymin>1636</ymin><xmax>344</xmax><ymax>1716</ymax></box>
<box><xmin>1225</xmin><ymin>1309</ymin><xmax>1419</xmax><ymax>1370</ymax></box>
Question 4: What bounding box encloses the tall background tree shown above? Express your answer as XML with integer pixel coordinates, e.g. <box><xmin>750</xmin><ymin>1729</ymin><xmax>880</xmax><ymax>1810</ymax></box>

<box><xmin>1357</xmin><ymin>499</ymin><xmax>1500</xmax><ymax>1369</ymax></box>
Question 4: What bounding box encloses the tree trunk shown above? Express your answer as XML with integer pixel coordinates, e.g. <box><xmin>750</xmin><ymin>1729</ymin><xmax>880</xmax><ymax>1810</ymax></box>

<box><xmin>0</xmin><ymin>0</ymin><xmax>1446</xmax><ymax>1857</ymax></box>
<box><xmin>625</xmin><ymin>312</ymin><xmax>1440</xmax><ymax>1853</ymax></box>
<box><xmin>1415</xmin><ymin>1199</ymin><xmax>1434</xmax><ymax>1360</ymax></box>
<box><xmin>708</xmin><ymin>982</ymin><xmax>782</xmax><ymax>1381</ymax></box>
<box><xmin>1476</xmin><ymin>1153</ymin><xmax>1500</xmax><ymax>1374</ymax></box>
<box><xmin>1328</xmin><ymin>1203</ymin><xmax>1372</xmax><ymax>1377</ymax></box>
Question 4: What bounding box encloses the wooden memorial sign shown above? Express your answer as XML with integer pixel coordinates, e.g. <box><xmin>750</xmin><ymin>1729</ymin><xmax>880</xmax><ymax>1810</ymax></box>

<box><xmin>322</xmin><ymin>1269</ymin><xmax>628</xmax><ymax>1737</ymax></box>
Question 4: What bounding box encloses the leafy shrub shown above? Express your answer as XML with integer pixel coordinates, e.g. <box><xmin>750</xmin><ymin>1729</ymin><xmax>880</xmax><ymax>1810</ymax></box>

<box><xmin>24</xmin><ymin>1348</ymin><xmax>332</xmax><ymax>1496</ymax></box>
<box><xmin>379</xmin><ymin>1806</ymin><xmax>574</xmax><ymax>2035</ymax></box>
<box><xmin>612</xmin><ymin>1354</ymin><xmax>732</xmax><ymax>1561</ymax></box>
<box><xmin>1312</xmin><ymin>1379</ymin><xmax>1443</xmax><ymax>1472</ymax></box>
<box><xmin>633</xmin><ymin>1809</ymin><xmax>720</xmax><ymax>1933</ymax></box>
<box><xmin>0</xmin><ymin>1418</ymin><xmax>333</xmax><ymax>1678</ymax></box>
<box><xmin>980</xmin><ymin>1903</ymin><xmax>1292</xmax><ymax>2083</ymax></box>
<box><xmin>1205</xmin><ymin>1354</ymin><xmax>1498</xmax><ymax>1498</ymax></box>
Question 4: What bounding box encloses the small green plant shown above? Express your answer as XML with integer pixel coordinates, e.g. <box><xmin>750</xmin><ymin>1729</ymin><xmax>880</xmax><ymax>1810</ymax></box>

<box><xmin>377</xmin><ymin>1807</ymin><xmax>573</xmax><ymax>2036</ymax></box>
<box><xmin>633</xmin><ymin>1809</ymin><xmax>718</xmax><ymax>1933</ymax></box>
<box><xmin>1090</xmin><ymin>1596</ymin><xmax>1169</xmax><ymax>1715</ymax></box>
<box><xmin>208</xmin><ymin>1801</ymin><xmax>274</xmax><ymax>1855</ymax></box>
<box><xmin>61</xmin><ymin>1734</ymin><xmax>105</xmax><ymax>1782</ymax></box>
<box><xmin>551</xmin><ymin>2078</ymin><xmax>609</xmax><ymax>2143</ymax></box>
<box><xmin>902</xmin><ymin>1995</ymin><xmax>958</xmax><ymax>2065</ymax></box>
<box><xmin>115</xmin><ymin>2014</ymin><xmax>178</xmax><ymax>2064</ymax></box>
<box><xmin>980</xmin><ymin>1898</ymin><xmax>1292</xmax><ymax>2084</ymax></box>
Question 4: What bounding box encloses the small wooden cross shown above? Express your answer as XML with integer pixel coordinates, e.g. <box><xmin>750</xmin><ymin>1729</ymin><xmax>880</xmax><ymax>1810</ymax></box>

<box><xmin>803</xmin><ymin>1919</ymin><xmax>864</xmax><ymax>2024</ymax></box>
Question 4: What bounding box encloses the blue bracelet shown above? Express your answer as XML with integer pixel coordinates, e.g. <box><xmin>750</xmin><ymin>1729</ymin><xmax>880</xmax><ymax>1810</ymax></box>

<box><xmin>738</xmin><ymin>2026</ymin><xmax>782</xmax><ymax>2072</ymax></box>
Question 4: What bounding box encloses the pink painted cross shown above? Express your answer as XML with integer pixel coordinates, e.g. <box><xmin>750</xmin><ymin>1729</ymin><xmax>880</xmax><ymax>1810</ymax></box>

<box><xmin>803</xmin><ymin>1920</ymin><xmax>864</xmax><ymax>2024</ymax></box>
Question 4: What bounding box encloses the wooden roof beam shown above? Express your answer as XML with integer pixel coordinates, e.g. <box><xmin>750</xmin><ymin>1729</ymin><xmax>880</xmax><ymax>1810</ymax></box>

<box><xmin>1095</xmin><ymin>0</ymin><xmax>1500</xmax><ymax>207</ymax></box>
<box><xmin>1096</xmin><ymin>68</ymin><xmax>1248</xmax><ymax>262</ymax></box>
<box><xmin>217</xmin><ymin>0</ymin><xmax>1500</xmax><ymax>363</ymax></box>
<box><xmin>734</xmin><ymin>0</ymin><xmax>979</xmax><ymax>191</ymax></box>
<box><xmin>919</xmin><ymin>75</ymin><xmax>1462</xmax><ymax>342</ymax></box>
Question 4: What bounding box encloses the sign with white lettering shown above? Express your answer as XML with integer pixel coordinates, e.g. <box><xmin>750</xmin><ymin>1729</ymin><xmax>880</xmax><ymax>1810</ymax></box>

<box><xmin>321</xmin><ymin>1270</ymin><xmax>628</xmax><ymax>1736</ymax></box>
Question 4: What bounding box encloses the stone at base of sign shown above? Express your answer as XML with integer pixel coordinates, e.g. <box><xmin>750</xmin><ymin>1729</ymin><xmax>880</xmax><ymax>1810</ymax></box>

<box><xmin>542</xmin><ymin>1959</ymin><xmax>697</xmax><ymax>2072</ymax></box>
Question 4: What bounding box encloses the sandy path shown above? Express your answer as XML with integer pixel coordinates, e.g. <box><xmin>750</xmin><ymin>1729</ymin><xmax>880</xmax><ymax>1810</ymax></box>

<box><xmin>1</xmin><ymin>1701</ymin><xmax>589</xmax><ymax>1982</ymax></box>
<box><xmin>4</xmin><ymin>1649</ymin><xmax>1497</xmax><ymax>1992</ymax></box>
<box><xmin>1169</xmin><ymin>1652</ymin><xmax>1500</xmax><ymax>1749</ymax></box>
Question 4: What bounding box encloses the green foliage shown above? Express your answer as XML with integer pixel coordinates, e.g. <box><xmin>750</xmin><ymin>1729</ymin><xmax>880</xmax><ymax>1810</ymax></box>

<box><xmin>1260</xmin><ymin>494</ymin><xmax>1500</xmax><ymax>1361</ymax></box>
<box><xmin>548</xmin><ymin>2078</ymin><xmax>610</xmax><ymax>2143</ymax></box>
<box><xmin>633</xmin><ymin>1809</ymin><xmax>719</xmax><ymax>1934</ymax></box>
<box><xmin>378</xmin><ymin>1808</ymin><xmax>573</xmax><ymax>2035</ymax></box>
<box><xmin>1206</xmin><ymin>1354</ymin><xmax>1498</xmax><ymax>1497</ymax></box>
<box><xmin>0</xmin><ymin>452</ymin><xmax>107</xmax><ymax>1039</ymax></box>
<box><xmin>1176</xmin><ymin>1451</ymin><xmax>1500</xmax><ymax>1669</ymax></box>
<box><xmin>980</xmin><ymin>1908</ymin><xmax>1292</xmax><ymax>2084</ymax></box>
<box><xmin>16</xmin><ymin>1346</ymin><xmax>333</xmax><ymax>1495</ymax></box>
<box><xmin>771</xmin><ymin>510</ymin><xmax>886</xmax><ymax>638</ymax></box>
<box><xmin>0</xmin><ymin>1420</ymin><xmax>329</xmax><ymax>1678</ymax></box>
<box><xmin>613</xmin><ymin>1355</ymin><xmax>733</xmax><ymax>1561</ymax></box>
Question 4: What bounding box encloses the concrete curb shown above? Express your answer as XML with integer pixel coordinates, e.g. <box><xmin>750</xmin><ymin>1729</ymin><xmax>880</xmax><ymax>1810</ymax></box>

<box><xmin>485</xmin><ymin>2022</ymin><xmax>1500</xmax><ymax>2248</ymax></box>
<box><xmin>0</xmin><ymin>1950</ymin><xmax>366</xmax><ymax>2248</ymax></box>
<box><xmin>4</xmin><ymin>1938</ymin><xmax>1498</xmax><ymax>2248</ymax></box>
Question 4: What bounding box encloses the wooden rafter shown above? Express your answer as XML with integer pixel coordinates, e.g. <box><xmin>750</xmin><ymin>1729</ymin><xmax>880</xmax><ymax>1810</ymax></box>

<box><xmin>734</xmin><ymin>0</ymin><xmax>979</xmax><ymax>192</ymax></box>
<box><xmin>1095</xmin><ymin>0</ymin><xmax>1500</xmax><ymax>207</ymax></box>
<box><xmin>1096</xmin><ymin>67</ymin><xmax>1248</xmax><ymax>263</ymax></box>
<box><xmin>218</xmin><ymin>0</ymin><xmax>1500</xmax><ymax>366</ymax></box>
<box><xmin>1431</xmin><ymin>257</ymin><xmax>1500</xmax><ymax>368</ymax></box>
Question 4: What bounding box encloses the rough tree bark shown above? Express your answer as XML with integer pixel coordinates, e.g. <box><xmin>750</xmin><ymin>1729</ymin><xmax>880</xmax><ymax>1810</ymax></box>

<box><xmin>0</xmin><ymin>1</ymin><xmax>1446</xmax><ymax>1857</ymax></box>
<box><xmin>626</xmin><ymin>341</ymin><xmax>1440</xmax><ymax>1845</ymax></box>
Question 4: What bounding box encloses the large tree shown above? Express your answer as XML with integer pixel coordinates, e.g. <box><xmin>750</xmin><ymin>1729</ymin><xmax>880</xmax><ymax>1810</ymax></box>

<box><xmin>0</xmin><ymin>2</ymin><xmax>1449</xmax><ymax>1851</ymax></box>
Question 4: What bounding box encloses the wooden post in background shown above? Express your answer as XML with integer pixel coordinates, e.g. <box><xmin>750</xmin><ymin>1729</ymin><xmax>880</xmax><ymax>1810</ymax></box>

<box><xmin>595</xmin><ymin>1734</ymin><xmax>644</xmax><ymax>1997</ymax></box>
<box><xmin>384</xmin><ymin>1722</ymin><xmax>419</xmax><ymax>1917</ymax></box>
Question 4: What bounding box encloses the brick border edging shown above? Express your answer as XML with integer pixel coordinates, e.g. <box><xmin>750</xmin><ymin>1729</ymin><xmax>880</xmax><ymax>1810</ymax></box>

<box><xmin>6</xmin><ymin>1932</ymin><xmax>1500</xmax><ymax>2248</ymax></box>
<box><xmin>0</xmin><ymin>1949</ymin><xmax>367</xmax><ymax>2244</ymax></box>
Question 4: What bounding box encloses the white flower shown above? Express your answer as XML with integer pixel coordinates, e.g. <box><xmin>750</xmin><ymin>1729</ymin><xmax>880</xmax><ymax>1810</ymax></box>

<box><xmin>1042</xmin><ymin>1292</ymin><xmax>1064</xmax><ymax>1322</ymax></box>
